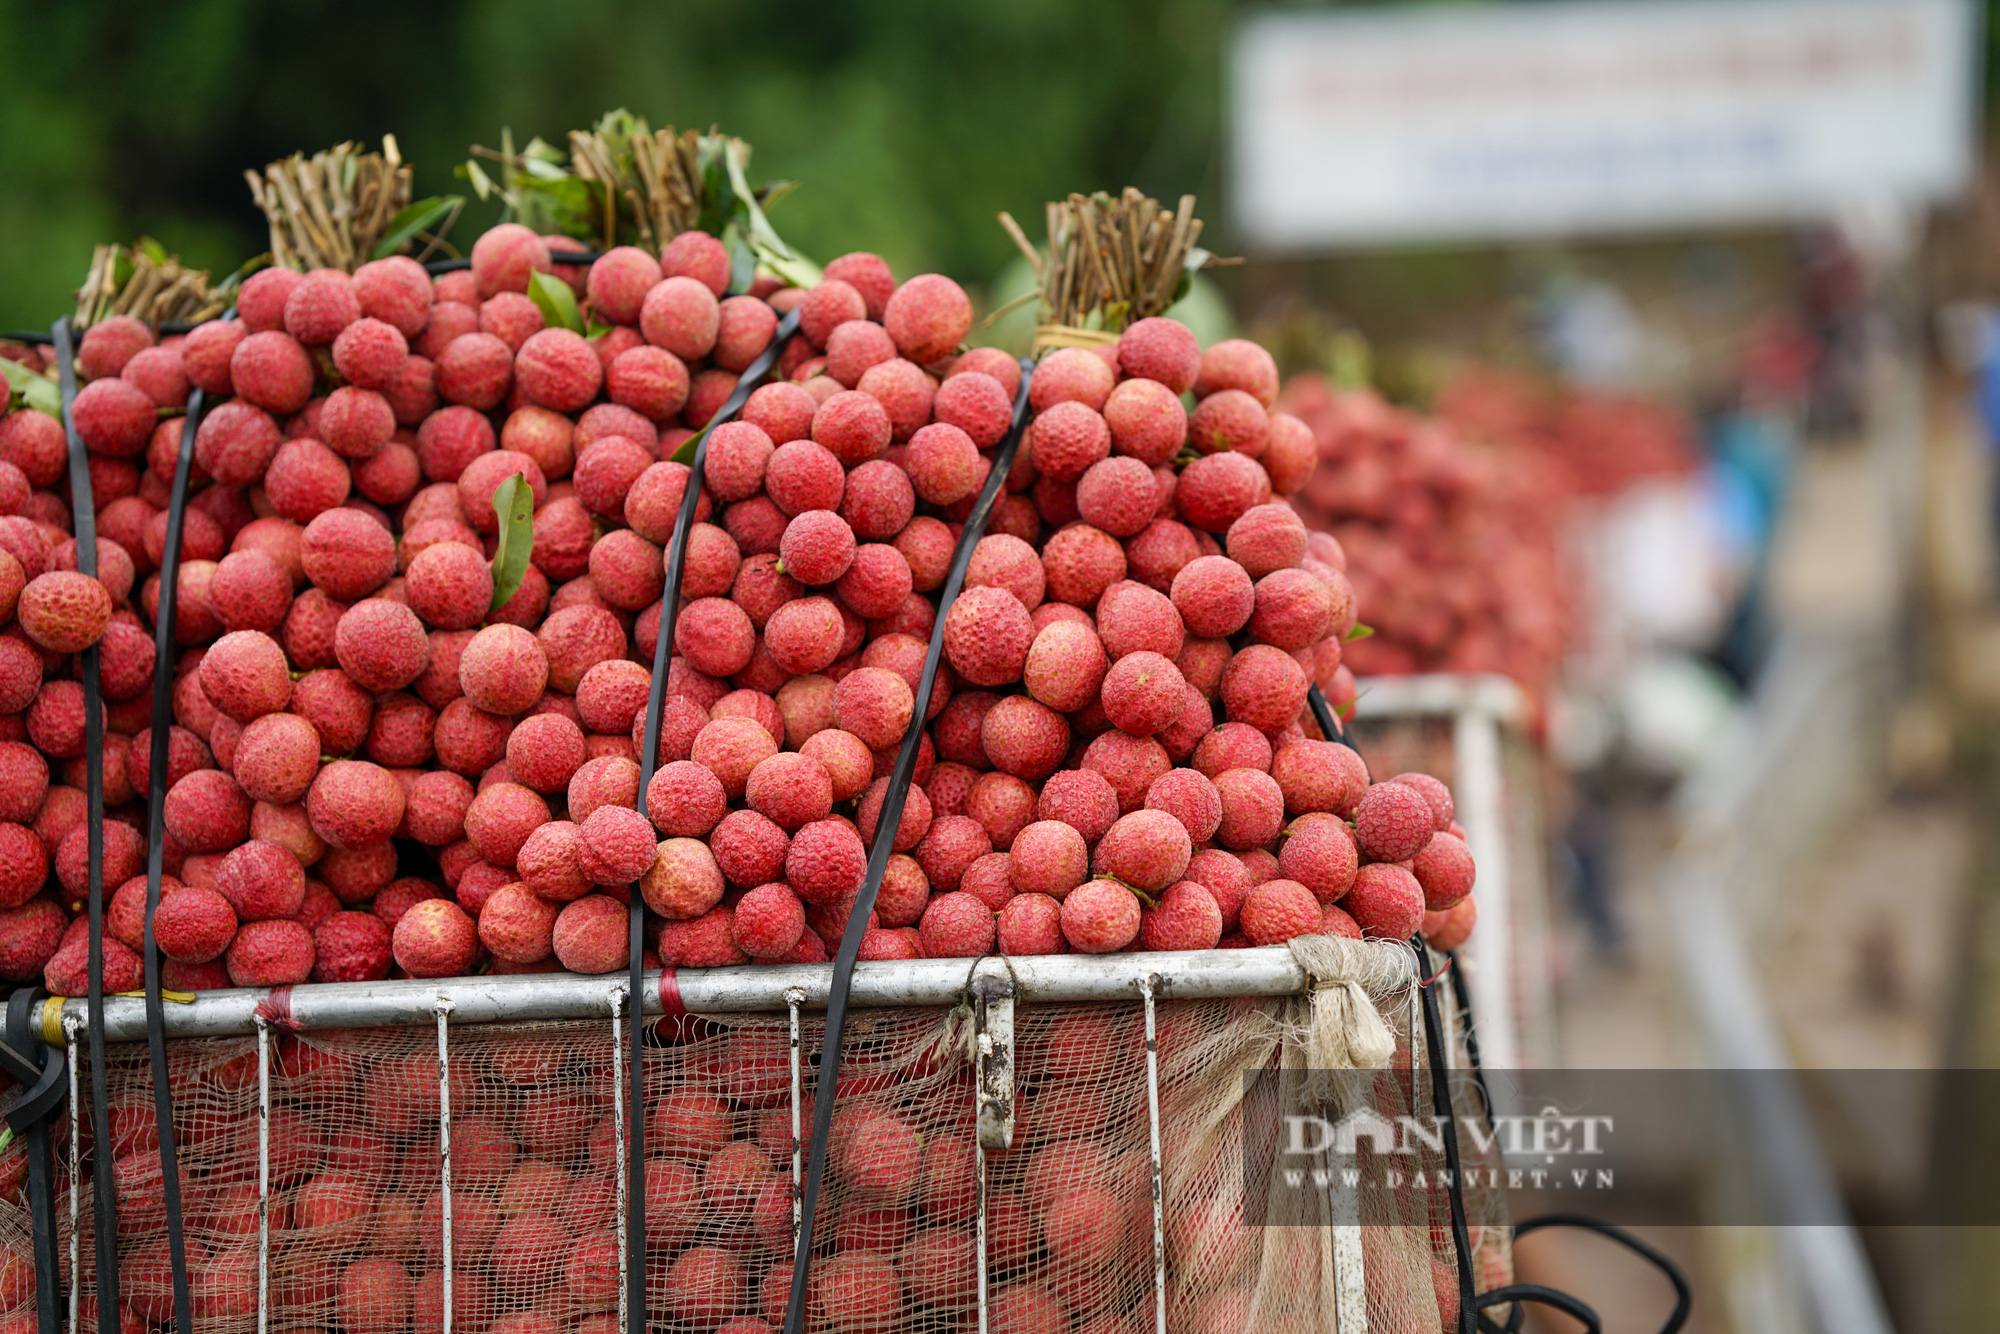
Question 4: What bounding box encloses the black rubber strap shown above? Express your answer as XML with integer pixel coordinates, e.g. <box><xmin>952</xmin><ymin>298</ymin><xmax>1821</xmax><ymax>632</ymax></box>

<box><xmin>1486</xmin><ymin>1216</ymin><xmax>1691</xmax><ymax>1334</ymax></box>
<box><xmin>1413</xmin><ymin>934</ymin><xmax>1479</xmax><ymax>1334</ymax></box>
<box><xmin>781</xmin><ymin>358</ymin><xmax>1036</xmax><ymax>1334</ymax></box>
<box><xmin>1446</xmin><ymin>947</ymin><xmax>1498</xmax><ymax>1131</ymax></box>
<box><xmin>1305</xmin><ymin>681</ymin><xmax>1359</xmax><ymax>753</ymax></box>
<box><xmin>1475</xmin><ymin>1283</ymin><xmax>1603</xmax><ymax>1334</ymax></box>
<box><xmin>421</xmin><ymin>249</ymin><xmax>604</xmax><ymax>276</ymax></box>
<box><xmin>52</xmin><ymin>318</ymin><xmax>121</xmax><ymax>1334</ymax></box>
<box><xmin>142</xmin><ymin>340</ymin><xmax>215</xmax><ymax>1334</ymax></box>
<box><xmin>627</xmin><ymin>302</ymin><xmax>802</xmax><ymax>1334</ymax></box>
<box><xmin>3</xmin><ymin>990</ymin><xmax>64</xmax><ymax>1334</ymax></box>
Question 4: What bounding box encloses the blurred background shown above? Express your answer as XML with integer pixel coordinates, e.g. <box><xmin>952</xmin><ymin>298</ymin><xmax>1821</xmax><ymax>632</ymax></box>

<box><xmin>10</xmin><ymin>0</ymin><xmax>2000</xmax><ymax>1329</ymax></box>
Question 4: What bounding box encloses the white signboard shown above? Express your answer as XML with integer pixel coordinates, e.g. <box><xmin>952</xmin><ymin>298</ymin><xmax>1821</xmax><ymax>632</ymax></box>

<box><xmin>1231</xmin><ymin>0</ymin><xmax>1979</xmax><ymax>248</ymax></box>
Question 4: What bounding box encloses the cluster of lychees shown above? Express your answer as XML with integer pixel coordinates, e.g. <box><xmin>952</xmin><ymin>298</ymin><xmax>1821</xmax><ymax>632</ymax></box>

<box><xmin>0</xmin><ymin>217</ymin><xmax>1475</xmax><ymax>998</ymax></box>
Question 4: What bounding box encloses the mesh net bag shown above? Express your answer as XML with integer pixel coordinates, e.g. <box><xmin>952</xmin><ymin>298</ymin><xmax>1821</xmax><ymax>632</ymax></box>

<box><xmin>12</xmin><ymin>938</ymin><xmax>1508</xmax><ymax>1333</ymax></box>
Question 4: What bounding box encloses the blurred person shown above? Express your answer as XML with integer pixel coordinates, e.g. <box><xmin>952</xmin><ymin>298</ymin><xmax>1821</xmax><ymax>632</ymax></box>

<box><xmin>1975</xmin><ymin>306</ymin><xmax>2000</xmax><ymax>588</ymax></box>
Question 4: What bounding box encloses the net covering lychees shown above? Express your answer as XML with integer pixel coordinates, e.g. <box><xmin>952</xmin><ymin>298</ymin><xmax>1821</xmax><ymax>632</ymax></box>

<box><xmin>12</xmin><ymin>969</ymin><xmax>1507</xmax><ymax>1333</ymax></box>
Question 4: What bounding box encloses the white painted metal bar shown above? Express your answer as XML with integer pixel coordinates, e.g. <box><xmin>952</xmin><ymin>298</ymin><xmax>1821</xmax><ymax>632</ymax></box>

<box><xmin>44</xmin><ymin>946</ymin><xmax>1416</xmax><ymax>1041</ymax></box>
<box><xmin>1346</xmin><ymin>671</ymin><xmax>1524</xmax><ymax>1074</ymax></box>
<box><xmin>63</xmin><ymin>1012</ymin><xmax>79</xmax><ymax>1334</ymax></box>
<box><xmin>255</xmin><ymin>1016</ymin><xmax>270</xmax><ymax>1334</ymax></box>
<box><xmin>973</xmin><ymin>1109</ymin><xmax>990</xmax><ymax>1334</ymax></box>
<box><xmin>435</xmin><ymin>998</ymin><xmax>455</xmax><ymax>1334</ymax></box>
<box><xmin>1139</xmin><ymin>975</ymin><xmax>1168</xmax><ymax>1334</ymax></box>
<box><xmin>786</xmin><ymin>987</ymin><xmax>806</xmax><ymax>1251</ymax></box>
<box><xmin>609</xmin><ymin>984</ymin><xmax>627</xmax><ymax>1334</ymax></box>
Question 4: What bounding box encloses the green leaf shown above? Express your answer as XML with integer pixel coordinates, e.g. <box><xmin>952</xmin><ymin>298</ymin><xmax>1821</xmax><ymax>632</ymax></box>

<box><xmin>489</xmin><ymin>474</ymin><xmax>537</xmax><ymax>613</ymax></box>
<box><xmin>585</xmin><ymin>321</ymin><xmax>615</xmax><ymax>341</ymax></box>
<box><xmin>459</xmin><ymin>159</ymin><xmax>498</xmax><ymax>202</ymax></box>
<box><xmin>0</xmin><ymin>358</ymin><xmax>60</xmax><ymax>419</ymax></box>
<box><xmin>372</xmin><ymin>196</ymin><xmax>465</xmax><ymax>261</ymax></box>
<box><xmin>0</xmin><ymin>1126</ymin><xmax>12</xmax><ymax>1155</ymax></box>
<box><xmin>669</xmin><ymin>422</ymin><xmax>709</xmax><ymax>466</ymax></box>
<box><xmin>528</xmin><ymin>270</ymin><xmax>584</xmax><ymax>333</ymax></box>
<box><xmin>1343</xmin><ymin>623</ymin><xmax>1374</xmax><ymax>642</ymax></box>
<box><xmin>724</xmin><ymin>227</ymin><xmax>757</xmax><ymax>295</ymax></box>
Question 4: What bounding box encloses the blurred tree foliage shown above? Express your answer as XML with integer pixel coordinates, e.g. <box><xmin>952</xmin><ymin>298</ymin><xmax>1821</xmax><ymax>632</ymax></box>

<box><xmin>0</xmin><ymin>0</ymin><xmax>1237</xmax><ymax>328</ymax></box>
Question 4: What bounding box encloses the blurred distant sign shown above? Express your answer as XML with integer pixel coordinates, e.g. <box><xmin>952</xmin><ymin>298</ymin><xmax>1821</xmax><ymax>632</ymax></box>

<box><xmin>1230</xmin><ymin>0</ymin><xmax>1979</xmax><ymax>248</ymax></box>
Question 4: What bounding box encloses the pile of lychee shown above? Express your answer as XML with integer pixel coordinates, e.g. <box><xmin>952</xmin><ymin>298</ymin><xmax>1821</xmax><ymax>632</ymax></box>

<box><xmin>0</xmin><ymin>219</ymin><xmax>1476</xmax><ymax>998</ymax></box>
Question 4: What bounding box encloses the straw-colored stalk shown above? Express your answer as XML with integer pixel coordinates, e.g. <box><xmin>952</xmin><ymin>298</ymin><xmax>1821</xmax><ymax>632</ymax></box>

<box><xmin>246</xmin><ymin>137</ymin><xmax>414</xmax><ymax>272</ymax></box>
<box><xmin>566</xmin><ymin>125</ymin><xmax>705</xmax><ymax>254</ymax></box>
<box><xmin>999</xmin><ymin>188</ymin><xmax>1224</xmax><ymax>349</ymax></box>
<box><xmin>74</xmin><ymin>243</ymin><xmax>228</xmax><ymax>330</ymax></box>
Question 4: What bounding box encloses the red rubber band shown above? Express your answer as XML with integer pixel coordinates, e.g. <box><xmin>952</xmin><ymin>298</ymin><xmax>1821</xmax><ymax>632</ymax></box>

<box><xmin>253</xmin><ymin>986</ymin><xmax>298</xmax><ymax>1032</ymax></box>
<box><xmin>655</xmin><ymin>968</ymin><xmax>685</xmax><ymax>1022</ymax></box>
<box><xmin>1417</xmin><ymin>956</ymin><xmax>1455</xmax><ymax>988</ymax></box>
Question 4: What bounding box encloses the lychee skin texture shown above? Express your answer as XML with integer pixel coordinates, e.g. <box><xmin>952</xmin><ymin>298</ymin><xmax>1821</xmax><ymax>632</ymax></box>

<box><xmin>997</xmin><ymin>893</ymin><xmax>1067</xmax><ymax>955</ymax></box>
<box><xmin>586</xmin><ymin>246</ymin><xmax>662</xmax><ymax>325</ymax></box>
<box><xmin>1389</xmin><ymin>771</ymin><xmax>1456</xmax><ymax>831</ymax></box>
<box><xmin>472</xmin><ymin>223</ymin><xmax>553</xmax><ymax>298</ymax></box>
<box><xmin>393</xmin><ymin>899</ymin><xmax>480</xmax><ymax>979</ymax></box>
<box><xmin>1101</xmin><ymin>651</ymin><xmax>1187</xmax><ymax>738</ymax></box>
<box><xmin>883</xmin><ymin>274</ymin><xmax>973</xmax><ymax>364</ymax></box>
<box><xmin>1238</xmin><ymin>879</ymin><xmax>1321</xmax><ymax>946</ymax></box>
<box><xmin>1276</xmin><ymin>816</ymin><xmax>1359</xmax><ymax>904</ymax></box>
<box><xmin>942</xmin><ymin>585</ymin><xmax>1033</xmax><ymax>688</ymax></box>
<box><xmin>1212</xmin><ymin>767</ymin><xmax>1286</xmax><ymax>852</ymax></box>
<box><xmin>1117</xmin><ymin>317</ymin><xmax>1201</xmax><ymax>394</ymax></box>
<box><xmin>1022</xmin><ymin>620</ymin><xmax>1108</xmax><ymax>714</ymax></box>
<box><xmin>1095</xmin><ymin>809</ymin><xmax>1193</xmax><ymax>893</ymax></box>
<box><xmin>1029</xmin><ymin>348</ymin><xmax>1116</xmax><ymax>413</ymax></box>
<box><xmin>225</xmin><ymin>919</ymin><xmax>316</xmax><ymax>987</ymax></box>
<box><xmin>1171</xmin><ymin>556</ymin><xmax>1256</xmax><ymax>639</ymax></box>
<box><xmin>641</xmin><ymin>276</ymin><xmax>720</xmax><ymax>362</ymax></box>
<box><xmin>301</xmin><ymin>508</ymin><xmax>397</xmax><ymax>599</ymax></box>
<box><xmin>152</xmin><ymin>886</ymin><xmax>238</xmax><ymax>964</ymax></box>
<box><xmin>786</xmin><ymin>818</ymin><xmax>868</xmax><ymax>906</ymax></box>
<box><xmin>1145</xmin><ymin>768</ymin><xmax>1223</xmax><ymax>845</ymax></box>
<box><xmin>17</xmin><ymin>572</ymin><xmax>112</xmax><ymax>652</ymax></box>
<box><xmin>1075</xmin><ymin>456</ymin><xmax>1158</xmax><ymax>537</ymax></box>
<box><xmin>436</xmin><ymin>332</ymin><xmax>516</xmax><ymax>410</ymax></box>
<box><xmin>335</xmin><ymin>600</ymin><xmax>432</xmax><ymax>693</ymax></box>
<box><xmin>1029</xmin><ymin>401</ymin><xmax>1111</xmax><ymax>483</ymax></box>
<box><xmin>777</xmin><ymin>510</ymin><xmax>856</xmax><ymax>586</ymax></box>
<box><xmin>515</xmin><ymin>328</ymin><xmax>604</xmax><ymax>413</ymax></box>
<box><xmin>979</xmin><ymin>695</ymin><xmax>1068</xmax><ymax>783</ymax></box>
<box><xmin>1139</xmin><ymin>881</ymin><xmax>1223</xmax><ymax>952</ymax></box>
<box><xmin>331</xmin><ymin>317</ymin><xmax>409</xmax><ymax>392</ymax></box>
<box><xmin>1423</xmin><ymin>897</ymin><xmax>1477</xmax><ymax>953</ymax></box>
<box><xmin>1271</xmin><ymin>739</ymin><xmax>1370</xmax><ymax>817</ymax></box>
<box><xmin>199</xmin><ymin>630</ymin><xmax>293</xmax><ymax>723</ymax></box>
<box><xmin>918</xmin><ymin>891</ymin><xmax>996</xmax><ymax>958</ymax></box>
<box><xmin>1060</xmin><ymin>879</ymin><xmax>1142</xmax><ymax>954</ymax></box>
<box><xmin>933</xmin><ymin>371</ymin><xmax>1014</xmax><ymax>449</ymax></box>
<box><xmin>1220</xmin><ymin>645</ymin><xmax>1307</xmax><ymax>736</ymax></box>
<box><xmin>1353</xmin><ymin>782</ymin><xmax>1437</xmax><ymax>863</ymax></box>
<box><xmin>460</xmin><ymin>624</ymin><xmax>548</xmax><ymax>716</ymax></box>
<box><xmin>216</xmin><ymin>839</ymin><xmax>307</xmax><ymax>922</ymax></box>
<box><xmin>1410</xmin><ymin>832</ymin><xmax>1476</xmax><ymax>910</ymax></box>
<box><xmin>904</xmin><ymin>423</ymin><xmax>981</xmax><ymax>505</ymax></box>
<box><xmin>551</xmin><ymin>895</ymin><xmax>632</xmax><ymax>974</ymax></box>
<box><xmin>1176</xmin><ymin>451</ymin><xmax>1271</xmax><ymax>535</ymax></box>
<box><xmin>313</xmin><ymin>911</ymin><xmax>393</xmax><ymax>983</ymax></box>
<box><xmin>284</xmin><ymin>269</ymin><xmax>362</xmax><ymax>346</ymax></box>
<box><xmin>1342</xmin><ymin>864</ymin><xmax>1426</xmax><ymax>941</ymax></box>
<box><xmin>1008</xmin><ymin>821</ymin><xmax>1087</xmax><ymax>900</ymax></box>
<box><xmin>568</xmin><ymin>804</ymin><xmax>655</xmax><ymax>886</ymax></box>
<box><xmin>732</xmin><ymin>883</ymin><xmax>807</xmax><ymax>960</ymax></box>
<box><xmin>306</xmin><ymin>761</ymin><xmax>406</xmax><ymax>850</ymax></box>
